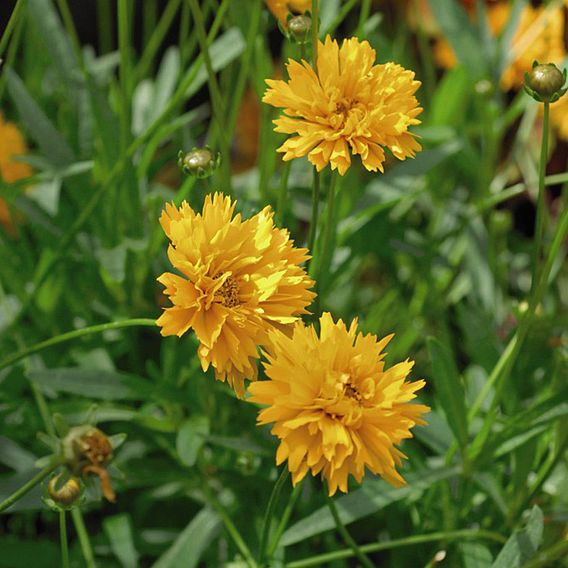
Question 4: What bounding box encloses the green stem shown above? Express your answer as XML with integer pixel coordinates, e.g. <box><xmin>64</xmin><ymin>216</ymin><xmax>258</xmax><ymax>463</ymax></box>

<box><xmin>532</xmin><ymin>101</ymin><xmax>549</xmax><ymax>288</ymax></box>
<box><xmin>324</xmin><ymin>0</ymin><xmax>358</xmax><ymax>36</ymax></box>
<box><xmin>268</xmin><ymin>482</ymin><xmax>302</xmax><ymax>557</ymax></box>
<box><xmin>187</xmin><ymin>0</ymin><xmax>232</xmax><ymax>192</ymax></box>
<box><xmin>357</xmin><ymin>0</ymin><xmax>372</xmax><ymax>38</ymax></box>
<box><xmin>0</xmin><ymin>318</ymin><xmax>156</xmax><ymax>370</ymax></box>
<box><xmin>0</xmin><ymin>461</ymin><xmax>60</xmax><ymax>513</ymax></box>
<box><xmin>96</xmin><ymin>0</ymin><xmax>113</xmax><ymax>53</ymax></box>
<box><xmin>30</xmin><ymin>382</ymin><xmax>56</xmax><ymax>437</ymax></box>
<box><xmin>307</xmin><ymin>168</ymin><xmax>320</xmax><ymax>262</ymax></box>
<box><xmin>412</xmin><ymin>0</ymin><xmax>435</xmax><ymax>101</ymax></box>
<box><xmin>60</xmin><ymin>511</ymin><xmax>70</xmax><ymax>568</ymax></box>
<box><xmin>523</xmin><ymin>539</ymin><xmax>568</xmax><ymax>568</ymax></box>
<box><xmin>326</xmin><ymin>493</ymin><xmax>375</xmax><ymax>568</ymax></box>
<box><xmin>56</xmin><ymin>0</ymin><xmax>83</xmax><ymax>62</ymax></box>
<box><xmin>311</xmin><ymin>0</ymin><xmax>319</xmax><ymax>72</ymax></box>
<box><xmin>286</xmin><ymin>529</ymin><xmax>506</xmax><ymax>568</ymax></box>
<box><xmin>205</xmin><ymin>488</ymin><xmax>257</xmax><ymax>568</ymax></box>
<box><xmin>315</xmin><ymin>171</ymin><xmax>338</xmax><ymax>300</ymax></box>
<box><xmin>259</xmin><ymin>468</ymin><xmax>290</xmax><ymax>566</ymax></box>
<box><xmin>118</xmin><ymin>0</ymin><xmax>132</xmax><ymax>149</ymax></box>
<box><xmin>276</xmin><ymin>161</ymin><xmax>291</xmax><ymax>226</ymax></box>
<box><xmin>72</xmin><ymin>508</ymin><xmax>97</xmax><ymax>568</ymax></box>
<box><xmin>0</xmin><ymin>0</ymin><xmax>25</xmax><ymax>56</ymax></box>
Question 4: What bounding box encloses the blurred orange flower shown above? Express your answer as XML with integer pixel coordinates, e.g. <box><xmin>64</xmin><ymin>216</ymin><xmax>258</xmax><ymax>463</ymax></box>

<box><xmin>265</xmin><ymin>0</ymin><xmax>311</xmax><ymax>27</ymax></box>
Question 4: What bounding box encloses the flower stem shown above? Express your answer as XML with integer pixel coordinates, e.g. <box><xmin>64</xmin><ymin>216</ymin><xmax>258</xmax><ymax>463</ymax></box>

<box><xmin>0</xmin><ymin>318</ymin><xmax>156</xmax><ymax>371</ymax></box>
<box><xmin>532</xmin><ymin>100</ymin><xmax>549</xmax><ymax>288</ymax></box>
<box><xmin>307</xmin><ymin>168</ymin><xmax>321</xmax><ymax>263</ymax></box>
<box><xmin>276</xmin><ymin>161</ymin><xmax>291</xmax><ymax>226</ymax></box>
<box><xmin>187</xmin><ymin>0</ymin><xmax>232</xmax><ymax>192</ymax></box>
<box><xmin>71</xmin><ymin>508</ymin><xmax>97</xmax><ymax>568</ymax></box>
<box><xmin>357</xmin><ymin>0</ymin><xmax>372</xmax><ymax>38</ymax></box>
<box><xmin>0</xmin><ymin>461</ymin><xmax>61</xmax><ymax>513</ymax></box>
<box><xmin>268</xmin><ymin>482</ymin><xmax>302</xmax><ymax>557</ymax></box>
<box><xmin>259</xmin><ymin>467</ymin><xmax>289</xmax><ymax>567</ymax></box>
<box><xmin>311</xmin><ymin>0</ymin><xmax>319</xmax><ymax>73</ymax></box>
<box><xmin>204</xmin><ymin>487</ymin><xmax>257</xmax><ymax>568</ymax></box>
<box><xmin>60</xmin><ymin>511</ymin><xmax>70</xmax><ymax>568</ymax></box>
<box><xmin>326</xmin><ymin>493</ymin><xmax>375</xmax><ymax>568</ymax></box>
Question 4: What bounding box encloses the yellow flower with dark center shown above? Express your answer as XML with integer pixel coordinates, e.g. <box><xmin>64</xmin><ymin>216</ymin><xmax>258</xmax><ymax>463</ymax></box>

<box><xmin>248</xmin><ymin>313</ymin><xmax>429</xmax><ymax>495</ymax></box>
<box><xmin>265</xmin><ymin>0</ymin><xmax>311</xmax><ymax>27</ymax></box>
<box><xmin>263</xmin><ymin>36</ymin><xmax>422</xmax><ymax>176</ymax></box>
<box><xmin>0</xmin><ymin>113</ymin><xmax>32</xmax><ymax>231</ymax></box>
<box><xmin>157</xmin><ymin>193</ymin><xmax>315</xmax><ymax>398</ymax></box>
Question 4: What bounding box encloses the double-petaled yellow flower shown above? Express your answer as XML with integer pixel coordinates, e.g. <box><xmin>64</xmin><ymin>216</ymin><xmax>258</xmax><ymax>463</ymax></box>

<box><xmin>249</xmin><ymin>313</ymin><xmax>429</xmax><ymax>495</ymax></box>
<box><xmin>156</xmin><ymin>193</ymin><xmax>315</xmax><ymax>398</ymax></box>
<box><xmin>263</xmin><ymin>36</ymin><xmax>422</xmax><ymax>176</ymax></box>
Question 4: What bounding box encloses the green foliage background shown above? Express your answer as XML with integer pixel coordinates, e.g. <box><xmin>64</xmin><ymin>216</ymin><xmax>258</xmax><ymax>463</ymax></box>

<box><xmin>1</xmin><ymin>0</ymin><xmax>567</xmax><ymax>566</ymax></box>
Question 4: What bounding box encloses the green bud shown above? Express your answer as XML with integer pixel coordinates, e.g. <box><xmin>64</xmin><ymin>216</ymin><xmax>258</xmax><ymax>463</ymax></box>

<box><xmin>45</xmin><ymin>473</ymin><xmax>83</xmax><ymax>510</ymax></box>
<box><xmin>524</xmin><ymin>62</ymin><xmax>567</xmax><ymax>103</ymax></box>
<box><xmin>287</xmin><ymin>14</ymin><xmax>311</xmax><ymax>44</ymax></box>
<box><xmin>177</xmin><ymin>147</ymin><xmax>221</xmax><ymax>179</ymax></box>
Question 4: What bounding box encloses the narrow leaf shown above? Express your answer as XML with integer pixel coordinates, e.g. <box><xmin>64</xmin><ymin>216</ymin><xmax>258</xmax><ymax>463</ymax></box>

<box><xmin>103</xmin><ymin>514</ymin><xmax>139</xmax><ymax>568</ymax></box>
<box><xmin>176</xmin><ymin>416</ymin><xmax>210</xmax><ymax>467</ymax></box>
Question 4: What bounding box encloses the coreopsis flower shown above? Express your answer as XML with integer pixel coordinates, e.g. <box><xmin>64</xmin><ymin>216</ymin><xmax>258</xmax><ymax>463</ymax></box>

<box><xmin>434</xmin><ymin>3</ymin><xmax>566</xmax><ymax>91</ymax></box>
<box><xmin>266</xmin><ymin>0</ymin><xmax>311</xmax><ymax>27</ymax></box>
<box><xmin>0</xmin><ymin>113</ymin><xmax>32</xmax><ymax>232</ymax></box>
<box><xmin>157</xmin><ymin>193</ymin><xmax>315</xmax><ymax>398</ymax></box>
<box><xmin>263</xmin><ymin>36</ymin><xmax>422</xmax><ymax>175</ymax></box>
<box><xmin>249</xmin><ymin>313</ymin><xmax>429</xmax><ymax>495</ymax></box>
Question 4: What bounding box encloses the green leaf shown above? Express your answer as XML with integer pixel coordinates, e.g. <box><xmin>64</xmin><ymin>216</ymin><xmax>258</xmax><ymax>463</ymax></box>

<box><xmin>176</xmin><ymin>416</ymin><xmax>210</xmax><ymax>467</ymax></box>
<box><xmin>151</xmin><ymin>507</ymin><xmax>221</xmax><ymax>568</ymax></box>
<box><xmin>427</xmin><ymin>337</ymin><xmax>469</xmax><ymax>450</ymax></box>
<box><xmin>491</xmin><ymin>506</ymin><xmax>544</xmax><ymax>568</ymax></box>
<box><xmin>281</xmin><ymin>465</ymin><xmax>460</xmax><ymax>546</ymax></box>
<box><xmin>26</xmin><ymin>368</ymin><xmax>154</xmax><ymax>401</ymax></box>
<box><xmin>0</xmin><ymin>437</ymin><xmax>37</xmax><ymax>472</ymax></box>
<box><xmin>6</xmin><ymin>69</ymin><xmax>75</xmax><ymax>167</ymax></box>
<box><xmin>461</xmin><ymin>542</ymin><xmax>493</xmax><ymax>568</ymax></box>
<box><xmin>103</xmin><ymin>513</ymin><xmax>139</xmax><ymax>568</ymax></box>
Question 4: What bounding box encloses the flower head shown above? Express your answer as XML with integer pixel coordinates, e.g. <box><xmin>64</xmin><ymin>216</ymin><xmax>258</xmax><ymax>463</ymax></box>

<box><xmin>266</xmin><ymin>0</ymin><xmax>311</xmax><ymax>27</ymax></box>
<box><xmin>249</xmin><ymin>313</ymin><xmax>429</xmax><ymax>495</ymax></box>
<box><xmin>157</xmin><ymin>193</ymin><xmax>315</xmax><ymax>398</ymax></box>
<box><xmin>263</xmin><ymin>36</ymin><xmax>422</xmax><ymax>176</ymax></box>
<box><xmin>0</xmin><ymin>113</ymin><xmax>32</xmax><ymax>231</ymax></box>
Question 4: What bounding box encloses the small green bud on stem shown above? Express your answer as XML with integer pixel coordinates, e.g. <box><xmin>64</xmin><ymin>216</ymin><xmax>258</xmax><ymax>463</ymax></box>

<box><xmin>178</xmin><ymin>147</ymin><xmax>221</xmax><ymax>178</ymax></box>
<box><xmin>524</xmin><ymin>62</ymin><xmax>567</xmax><ymax>103</ymax></box>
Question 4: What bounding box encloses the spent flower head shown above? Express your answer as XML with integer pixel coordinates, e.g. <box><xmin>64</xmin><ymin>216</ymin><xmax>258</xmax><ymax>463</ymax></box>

<box><xmin>156</xmin><ymin>193</ymin><xmax>315</xmax><ymax>398</ymax></box>
<box><xmin>248</xmin><ymin>313</ymin><xmax>429</xmax><ymax>495</ymax></box>
<box><xmin>263</xmin><ymin>36</ymin><xmax>422</xmax><ymax>175</ymax></box>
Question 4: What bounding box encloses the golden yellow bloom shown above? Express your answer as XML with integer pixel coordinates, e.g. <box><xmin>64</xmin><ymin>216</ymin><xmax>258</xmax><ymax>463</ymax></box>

<box><xmin>0</xmin><ymin>113</ymin><xmax>32</xmax><ymax>231</ymax></box>
<box><xmin>266</xmin><ymin>0</ymin><xmax>311</xmax><ymax>27</ymax></box>
<box><xmin>263</xmin><ymin>36</ymin><xmax>422</xmax><ymax>176</ymax></box>
<box><xmin>249</xmin><ymin>313</ymin><xmax>429</xmax><ymax>495</ymax></box>
<box><xmin>434</xmin><ymin>3</ymin><xmax>566</xmax><ymax>91</ymax></box>
<box><xmin>157</xmin><ymin>193</ymin><xmax>315</xmax><ymax>398</ymax></box>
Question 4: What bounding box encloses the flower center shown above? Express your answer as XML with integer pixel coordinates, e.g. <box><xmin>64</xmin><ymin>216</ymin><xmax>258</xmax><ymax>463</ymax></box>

<box><xmin>344</xmin><ymin>382</ymin><xmax>362</xmax><ymax>402</ymax></box>
<box><xmin>214</xmin><ymin>274</ymin><xmax>240</xmax><ymax>308</ymax></box>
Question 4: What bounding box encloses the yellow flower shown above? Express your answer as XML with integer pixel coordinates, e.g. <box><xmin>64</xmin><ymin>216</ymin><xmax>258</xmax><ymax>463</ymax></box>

<box><xmin>550</xmin><ymin>93</ymin><xmax>568</xmax><ymax>142</ymax></box>
<box><xmin>249</xmin><ymin>313</ymin><xmax>429</xmax><ymax>495</ymax></box>
<box><xmin>0</xmin><ymin>113</ymin><xmax>32</xmax><ymax>232</ymax></box>
<box><xmin>434</xmin><ymin>3</ymin><xmax>566</xmax><ymax>91</ymax></box>
<box><xmin>263</xmin><ymin>36</ymin><xmax>422</xmax><ymax>176</ymax></box>
<box><xmin>156</xmin><ymin>193</ymin><xmax>315</xmax><ymax>398</ymax></box>
<box><xmin>266</xmin><ymin>0</ymin><xmax>311</xmax><ymax>27</ymax></box>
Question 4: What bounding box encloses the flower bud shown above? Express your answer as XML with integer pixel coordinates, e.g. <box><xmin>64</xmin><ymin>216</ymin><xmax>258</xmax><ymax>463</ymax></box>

<box><xmin>178</xmin><ymin>147</ymin><xmax>221</xmax><ymax>179</ymax></box>
<box><xmin>524</xmin><ymin>62</ymin><xmax>567</xmax><ymax>103</ymax></box>
<box><xmin>47</xmin><ymin>474</ymin><xmax>83</xmax><ymax>508</ymax></box>
<box><xmin>287</xmin><ymin>14</ymin><xmax>311</xmax><ymax>44</ymax></box>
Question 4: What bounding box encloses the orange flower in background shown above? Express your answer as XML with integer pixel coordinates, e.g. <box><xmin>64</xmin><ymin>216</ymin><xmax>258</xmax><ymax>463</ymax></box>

<box><xmin>434</xmin><ymin>3</ymin><xmax>566</xmax><ymax>91</ymax></box>
<box><xmin>0</xmin><ymin>113</ymin><xmax>32</xmax><ymax>232</ymax></box>
<box><xmin>266</xmin><ymin>0</ymin><xmax>311</xmax><ymax>27</ymax></box>
<box><xmin>156</xmin><ymin>193</ymin><xmax>315</xmax><ymax>398</ymax></box>
<box><xmin>550</xmin><ymin>94</ymin><xmax>568</xmax><ymax>141</ymax></box>
<box><xmin>249</xmin><ymin>313</ymin><xmax>429</xmax><ymax>495</ymax></box>
<box><xmin>263</xmin><ymin>36</ymin><xmax>422</xmax><ymax>175</ymax></box>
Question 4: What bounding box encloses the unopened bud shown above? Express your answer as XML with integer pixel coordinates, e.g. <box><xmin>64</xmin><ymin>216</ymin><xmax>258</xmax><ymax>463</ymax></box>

<box><xmin>178</xmin><ymin>147</ymin><xmax>221</xmax><ymax>179</ymax></box>
<box><xmin>47</xmin><ymin>474</ymin><xmax>83</xmax><ymax>508</ymax></box>
<box><xmin>288</xmin><ymin>14</ymin><xmax>311</xmax><ymax>44</ymax></box>
<box><xmin>524</xmin><ymin>62</ymin><xmax>567</xmax><ymax>103</ymax></box>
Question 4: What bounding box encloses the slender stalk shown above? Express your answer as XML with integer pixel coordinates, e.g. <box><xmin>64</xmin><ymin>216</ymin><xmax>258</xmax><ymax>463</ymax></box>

<box><xmin>56</xmin><ymin>0</ymin><xmax>82</xmax><ymax>62</ymax></box>
<box><xmin>60</xmin><ymin>511</ymin><xmax>70</xmax><ymax>568</ymax></box>
<box><xmin>71</xmin><ymin>508</ymin><xmax>97</xmax><ymax>568</ymax></box>
<box><xmin>30</xmin><ymin>382</ymin><xmax>56</xmax><ymax>437</ymax></box>
<box><xmin>532</xmin><ymin>101</ymin><xmax>549</xmax><ymax>287</ymax></box>
<box><xmin>326</xmin><ymin>493</ymin><xmax>375</xmax><ymax>568</ymax></box>
<box><xmin>0</xmin><ymin>0</ymin><xmax>25</xmax><ymax>56</ymax></box>
<box><xmin>205</xmin><ymin>488</ymin><xmax>257</xmax><ymax>568</ymax></box>
<box><xmin>276</xmin><ymin>161</ymin><xmax>292</xmax><ymax>226</ymax></box>
<box><xmin>311</xmin><ymin>0</ymin><xmax>319</xmax><ymax>72</ymax></box>
<box><xmin>315</xmin><ymin>171</ymin><xmax>338</xmax><ymax>295</ymax></box>
<box><xmin>96</xmin><ymin>0</ymin><xmax>113</xmax><ymax>54</ymax></box>
<box><xmin>307</xmin><ymin>168</ymin><xmax>320</xmax><ymax>262</ymax></box>
<box><xmin>286</xmin><ymin>529</ymin><xmax>506</xmax><ymax>568</ymax></box>
<box><xmin>187</xmin><ymin>0</ymin><xmax>232</xmax><ymax>191</ymax></box>
<box><xmin>259</xmin><ymin>468</ymin><xmax>290</xmax><ymax>566</ymax></box>
<box><xmin>268</xmin><ymin>482</ymin><xmax>302</xmax><ymax>557</ymax></box>
<box><xmin>412</xmin><ymin>0</ymin><xmax>435</xmax><ymax>101</ymax></box>
<box><xmin>118</xmin><ymin>0</ymin><xmax>132</xmax><ymax>149</ymax></box>
<box><xmin>324</xmin><ymin>0</ymin><xmax>359</xmax><ymax>36</ymax></box>
<box><xmin>0</xmin><ymin>318</ymin><xmax>156</xmax><ymax>370</ymax></box>
<box><xmin>0</xmin><ymin>461</ymin><xmax>60</xmax><ymax>513</ymax></box>
<box><xmin>357</xmin><ymin>0</ymin><xmax>372</xmax><ymax>38</ymax></box>
<box><xmin>523</xmin><ymin>539</ymin><xmax>568</xmax><ymax>568</ymax></box>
